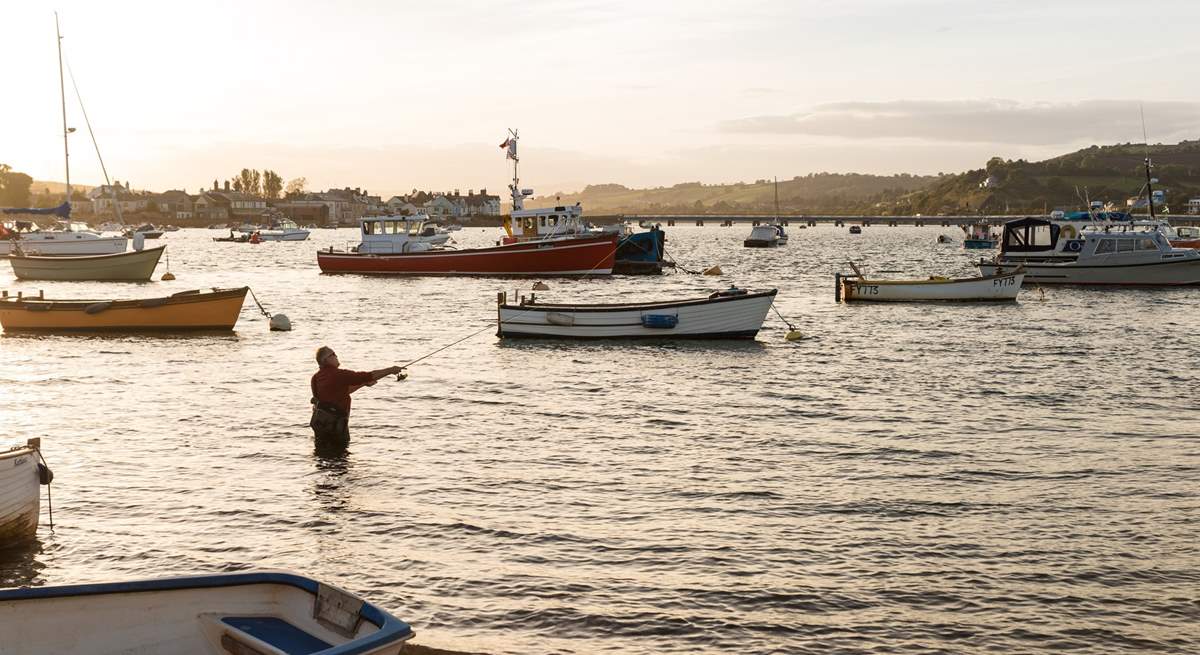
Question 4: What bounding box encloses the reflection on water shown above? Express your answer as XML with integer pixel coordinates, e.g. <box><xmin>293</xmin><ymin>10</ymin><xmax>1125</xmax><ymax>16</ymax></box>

<box><xmin>1</xmin><ymin>227</ymin><xmax>1199</xmax><ymax>654</ymax></box>
<box><xmin>0</xmin><ymin>538</ymin><xmax>47</xmax><ymax>588</ymax></box>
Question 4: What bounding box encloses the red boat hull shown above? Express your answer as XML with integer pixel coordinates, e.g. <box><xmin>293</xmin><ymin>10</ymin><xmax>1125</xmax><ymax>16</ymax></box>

<box><xmin>1170</xmin><ymin>238</ymin><xmax>1200</xmax><ymax>249</ymax></box>
<box><xmin>317</xmin><ymin>235</ymin><xmax>618</xmax><ymax>276</ymax></box>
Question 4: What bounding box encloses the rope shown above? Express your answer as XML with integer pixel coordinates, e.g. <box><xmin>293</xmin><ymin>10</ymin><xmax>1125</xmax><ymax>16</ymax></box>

<box><xmin>247</xmin><ymin>287</ymin><xmax>273</xmax><ymax>319</ymax></box>
<box><xmin>770</xmin><ymin>302</ymin><xmax>798</xmax><ymax>332</ymax></box>
<box><xmin>34</xmin><ymin>445</ymin><xmax>53</xmax><ymax>528</ymax></box>
<box><xmin>661</xmin><ymin>243</ymin><xmax>703</xmax><ymax>275</ymax></box>
<box><xmin>395</xmin><ymin>236</ymin><xmax>622</xmax><ymax>371</ymax></box>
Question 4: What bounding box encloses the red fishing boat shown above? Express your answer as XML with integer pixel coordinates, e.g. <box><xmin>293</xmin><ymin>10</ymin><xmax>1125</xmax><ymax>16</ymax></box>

<box><xmin>317</xmin><ymin>130</ymin><xmax>618</xmax><ymax>276</ymax></box>
<box><xmin>317</xmin><ymin>233</ymin><xmax>617</xmax><ymax>276</ymax></box>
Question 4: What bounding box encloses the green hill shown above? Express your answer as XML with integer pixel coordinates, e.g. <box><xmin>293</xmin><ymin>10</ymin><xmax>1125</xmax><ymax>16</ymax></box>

<box><xmin>892</xmin><ymin>141</ymin><xmax>1200</xmax><ymax>215</ymax></box>
<box><xmin>527</xmin><ymin>173</ymin><xmax>941</xmax><ymax>215</ymax></box>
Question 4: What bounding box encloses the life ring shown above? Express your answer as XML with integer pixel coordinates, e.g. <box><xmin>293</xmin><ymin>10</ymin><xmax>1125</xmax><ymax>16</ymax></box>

<box><xmin>1060</xmin><ymin>224</ymin><xmax>1078</xmax><ymax>239</ymax></box>
<box><xmin>1065</xmin><ymin>240</ymin><xmax>1083</xmax><ymax>253</ymax></box>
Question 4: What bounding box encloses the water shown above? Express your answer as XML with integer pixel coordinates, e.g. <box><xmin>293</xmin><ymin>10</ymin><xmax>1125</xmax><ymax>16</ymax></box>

<box><xmin>1</xmin><ymin>225</ymin><xmax>1197</xmax><ymax>654</ymax></box>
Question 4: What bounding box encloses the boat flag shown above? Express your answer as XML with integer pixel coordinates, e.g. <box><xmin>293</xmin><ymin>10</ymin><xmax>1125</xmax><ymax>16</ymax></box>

<box><xmin>500</xmin><ymin>137</ymin><xmax>517</xmax><ymax>161</ymax></box>
<box><xmin>499</xmin><ymin>138</ymin><xmax>510</xmax><ymax>149</ymax></box>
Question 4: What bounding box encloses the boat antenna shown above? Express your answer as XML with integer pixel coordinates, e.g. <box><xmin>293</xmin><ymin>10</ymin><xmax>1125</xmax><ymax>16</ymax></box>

<box><xmin>55</xmin><ymin>13</ymin><xmax>73</xmax><ymax>217</ymax></box>
<box><xmin>773</xmin><ymin>176</ymin><xmax>779</xmax><ymax>223</ymax></box>
<box><xmin>64</xmin><ymin>56</ymin><xmax>124</xmax><ymax>226</ymax></box>
<box><xmin>507</xmin><ymin>128</ymin><xmax>521</xmax><ymax>212</ymax></box>
<box><xmin>1141</xmin><ymin>104</ymin><xmax>1157</xmax><ymax>220</ymax></box>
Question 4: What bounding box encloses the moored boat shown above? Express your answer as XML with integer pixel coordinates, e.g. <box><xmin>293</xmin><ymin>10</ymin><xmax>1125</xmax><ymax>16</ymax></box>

<box><xmin>497</xmin><ymin>286</ymin><xmax>777</xmax><ymax>339</ymax></box>
<box><xmin>0</xmin><ymin>287</ymin><xmax>248</xmax><ymax>331</ymax></box>
<box><xmin>1</xmin><ymin>208</ymin><xmax>128</xmax><ymax>257</ymax></box>
<box><xmin>743</xmin><ymin>224</ymin><xmax>787</xmax><ymax>248</ymax></box>
<box><xmin>125</xmin><ymin>224</ymin><xmax>164</xmax><ymax>239</ymax></box>
<box><xmin>8</xmin><ymin>245</ymin><xmax>165</xmax><ymax>281</ymax></box>
<box><xmin>979</xmin><ymin>216</ymin><xmax>1200</xmax><ymax>285</ymax></box>
<box><xmin>613</xmin><ymin>224</ymin><xmax>669</xmax><ymax>274</ymax></box>
<box><xmin>256</xmin><ymin>219</ymin><xmax>311</xmax><ymax>241</ymax></box>
<box><xmin>837</xmin><ymin>266</ymin><xmax>1024</xmax><ymax>302</ymax></box>
<box><xmin>848</xmin><ymin>225</ymin><xmax>862</xmax><ymax>234</ymax></box>
<box><xmin>0</xmin><ymin>439</ymin><xmax>47</xmax><ymax>547</ymax></box>
<box><xmin>0</xmin><ymin>570</ymin><xmax>415</xmax><ymax>655</ymax></box>
<box><xmin>318</xmin><ymin>234</ymin><xmax>617</xmax><ymax>276</ymax></box>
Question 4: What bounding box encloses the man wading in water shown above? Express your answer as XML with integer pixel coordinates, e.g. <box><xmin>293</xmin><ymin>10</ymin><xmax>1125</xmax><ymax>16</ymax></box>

<box><xmin>310</xmin><ymin>346</ymin><xmax>405</xmax><ymax>450</ymax></box>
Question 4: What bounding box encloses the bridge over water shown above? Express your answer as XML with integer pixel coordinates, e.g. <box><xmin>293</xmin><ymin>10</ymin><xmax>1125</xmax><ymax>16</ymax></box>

<box><xmin>618</xmin><ymin>214</ymin><xmax>1200</xmax><ymax>227</ymax></box>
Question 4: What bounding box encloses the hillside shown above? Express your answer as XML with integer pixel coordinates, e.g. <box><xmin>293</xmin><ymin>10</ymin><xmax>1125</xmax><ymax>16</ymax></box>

<box><xmin>893</xmin><ymin>141</ymin><xmax>1200</xmax><ymax>215</ymax></box>
<box><xmin>526</xmin><ymin>173</ymin><xmax>941</xmax><ymax>215</ymax></box>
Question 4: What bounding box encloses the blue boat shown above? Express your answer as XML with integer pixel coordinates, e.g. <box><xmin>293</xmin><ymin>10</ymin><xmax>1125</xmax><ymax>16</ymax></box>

<box><xmin>614</xmin><ymin>225</ymin><xmax>668</xmax><ymax>274</ymax></box>
<box><xmin>0</xmin><ymin>571</ymin><xmax>415</xmax><ymax>654</ymax></box>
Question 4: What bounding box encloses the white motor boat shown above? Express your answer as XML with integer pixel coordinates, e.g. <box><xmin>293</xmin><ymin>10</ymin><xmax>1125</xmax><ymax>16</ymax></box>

<box><xmin>97</xmin><ymin>221</ymin><xmax>125</xmax><ymax>233</ymax></box>
<box><xmin>497</xmin><ymin>287</ymin><xmax>777</xmax><ymax>339</ymax></box>
<box><xmin>356</xmin><ymin>216</ymin><xmax>450</xmax><ymax>253</ymax></box>
<box><xmin>744</xmin><ymin>224</ymin><xmax>786</xmax><ymax>247</ymax></box>
<box><xmin>0</xmin><ymin>221</ymin><xmax>127</xmax><ymax>256</ymax></box>
<box><xmin>256</xmin><ymin>219</ymin><xmax>311</xmax><ymax>241</ymax></box>
<box><xmin>979</xmin><ymin>216</ymin><xmax>1200</xmax><ymax>285</ymax></box>
<box><xmin>0</xmin><ymin>570</ymin><xmax>415</xmax><ymax>655</ymax></box>
<box><xmin>0</xmin><ymin>439</ymin><xmax>49</xmax><ymax>547</ymax></box>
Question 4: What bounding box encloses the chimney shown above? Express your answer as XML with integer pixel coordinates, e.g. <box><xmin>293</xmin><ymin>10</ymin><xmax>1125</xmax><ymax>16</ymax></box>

<box><xmin>224</xmin><ymin>180</ymin><xmax>230</xmax><ymax>191</ymax></box>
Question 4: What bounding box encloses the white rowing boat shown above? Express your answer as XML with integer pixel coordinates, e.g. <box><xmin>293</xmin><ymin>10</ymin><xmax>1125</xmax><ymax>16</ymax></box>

<box><xmin>837</xmin><ymin>263</ymin><xmax>1023</xmax><ymax>302</ymax></box>
<box><xmin>0</xmin><ymin>439</ymin><xmax>46</xmax><ymax>547</ymax></box>
<box><xmin>0</xmin><ymin>571</ymin><xmax>415</xmax><ymax>655</ymax></box>
<box><xmin>497</xmin><ymin>287</ymin><xmax>777</xmax><ymax>339</ymax></box>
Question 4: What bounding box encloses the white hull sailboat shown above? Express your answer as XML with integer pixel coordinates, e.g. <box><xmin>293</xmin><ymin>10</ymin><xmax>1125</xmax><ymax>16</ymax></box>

<box><xmin>0</xmin><ymin>571</ymin><xmax>415</xmax><ymax>655</ymax></box>
<box><xmin>0</xmin><ymin>231</ymin><xmax>127</xmax><ymax>257</ymax></box>
<box><xmin>497</xmin><ymin>288</ymin><xmax>777</xmax><ymax>339</ymax></box>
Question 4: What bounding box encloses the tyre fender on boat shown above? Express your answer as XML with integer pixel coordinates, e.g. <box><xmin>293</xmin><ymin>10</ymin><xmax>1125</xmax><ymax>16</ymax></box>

<box><xmin>84</xmin><ymin>302</ymin><xmax>112</xmax><ymax>314</ymax></box>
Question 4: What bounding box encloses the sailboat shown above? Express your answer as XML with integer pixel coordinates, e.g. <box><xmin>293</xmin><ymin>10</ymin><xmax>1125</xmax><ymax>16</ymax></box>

<box><xmin>1</xmin><ymin>16</ymin><xmax>128</xmax><ymax>257</ymax></box>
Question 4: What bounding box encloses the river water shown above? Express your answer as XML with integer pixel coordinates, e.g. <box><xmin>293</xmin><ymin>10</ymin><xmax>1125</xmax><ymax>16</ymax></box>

<box><xmin>0</xmin><ymin>225</ymin><xmax>1197</xmax><ymax>654</ymax></box>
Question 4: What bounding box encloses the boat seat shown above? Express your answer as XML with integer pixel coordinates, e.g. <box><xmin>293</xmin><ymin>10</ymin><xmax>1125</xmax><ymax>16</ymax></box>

<box><xmin>219</xmin><ymin>616</ymin><xmax>332</xmax><ymax>655</ymax></box>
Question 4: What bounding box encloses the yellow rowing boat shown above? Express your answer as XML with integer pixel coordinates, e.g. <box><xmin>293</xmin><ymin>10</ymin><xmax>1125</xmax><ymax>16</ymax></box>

<box><xmin>0</xmin><ymin>287</ymin><xmax>248</xmax><ymax>331</ymax></box>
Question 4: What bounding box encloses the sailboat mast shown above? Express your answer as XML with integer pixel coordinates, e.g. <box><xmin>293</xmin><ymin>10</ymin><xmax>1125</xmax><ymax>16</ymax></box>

<box><xmin>1145</xmin><ymin>157</ymin><xmax>1157</xmax><ymax>221</ymax></box>
<box><xmin>56</xmin><ymin>13</ymin><xmax>71</xmax><ymax>205</ymax></box>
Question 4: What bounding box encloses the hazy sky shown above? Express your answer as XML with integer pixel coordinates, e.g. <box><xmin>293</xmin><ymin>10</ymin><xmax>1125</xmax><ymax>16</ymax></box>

<box><xmin>5</xmin><ymin>1</ymin><xmax>1200</xmax><ymax>197</ymax></box>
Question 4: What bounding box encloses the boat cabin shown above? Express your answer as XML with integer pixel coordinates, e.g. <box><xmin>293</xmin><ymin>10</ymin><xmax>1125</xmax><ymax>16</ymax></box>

<box><xmin>508</xmin><ymin>203</ymin><xmax>587</xmax><ymax>241</ymax></box>
<box><xmin>357</xmin><ymin>215</ymin><xmax>441</xmax><ymax>253</ymax></box>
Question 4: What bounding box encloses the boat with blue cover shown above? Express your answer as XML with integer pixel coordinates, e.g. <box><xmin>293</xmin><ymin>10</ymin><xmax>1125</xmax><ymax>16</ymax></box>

<box><xmin>496</xmin><ymin>286</ymin><xmax>778</xmax><ymax>339</ymax></box>
<box><xmin>0</xmin><ymin>570</ymin><xmax>415</xmax><ymax>654</ymax></box>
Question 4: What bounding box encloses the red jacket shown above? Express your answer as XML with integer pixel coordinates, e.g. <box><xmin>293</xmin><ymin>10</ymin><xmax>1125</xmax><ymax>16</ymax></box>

<box><xmin>311</xmin><ymin>367</ymin><xmax>374</xmax><ymax>415</ymax></box>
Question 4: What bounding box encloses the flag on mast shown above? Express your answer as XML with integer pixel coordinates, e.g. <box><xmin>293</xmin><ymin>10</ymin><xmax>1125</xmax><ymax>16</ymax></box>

<box><xmin>500</xmin><ymin>135</ymin><xmax>517</xmax><ymax>161</ymax></box>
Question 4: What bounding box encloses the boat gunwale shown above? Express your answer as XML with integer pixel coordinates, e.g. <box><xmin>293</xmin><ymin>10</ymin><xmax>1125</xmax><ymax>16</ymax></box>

<box><xmin>500</xmin><ymin>289</ymin><xmax>778</xmax><ymax>312</ymax></box>
<box><xmin>0</xmin><ymin>287</ymin><xmax>248</xmax><ymax>311</ymax></box>
<box><xmin>844</xmin><ymin>271</ymin><xmax>1022</xmax><ymax>286</ymax></box>
<box><xmin>0</xmin><ymin>571</ymin><xmax>414</xmax><ymax>655</ymax></box>
<box><xmin>5</xmin><ymin>245</ymin><xmax>167</xmax><ymax>263</ymax></box>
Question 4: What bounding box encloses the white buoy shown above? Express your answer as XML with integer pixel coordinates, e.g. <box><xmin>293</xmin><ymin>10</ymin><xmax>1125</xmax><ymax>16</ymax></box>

<box><xmin>532</xmin><ymin>281</ymin><xmax>549</xmax><ymax>290</ymax></box>
<box><xmin>269</xmin><ymin>314</ymin><xmax>292</xmax><ymax>331</ymax></box>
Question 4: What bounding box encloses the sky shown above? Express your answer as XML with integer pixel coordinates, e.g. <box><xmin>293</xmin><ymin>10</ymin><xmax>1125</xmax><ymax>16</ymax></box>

<box><xmin>4</xmin><ymin>0</ymin><xmax>1200</xmax><ymax>198</ymax></box>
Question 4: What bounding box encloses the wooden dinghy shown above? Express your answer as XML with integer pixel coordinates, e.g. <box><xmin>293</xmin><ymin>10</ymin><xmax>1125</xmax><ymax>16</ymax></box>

<box><xmin>0</xmin><ymin>287</ymin><xmax>248</xmax><ymax>331</ymax></box>
<box><xmin>0</xmin><ymin>571</ymin><xmax>415</xmax><ymax>655</ymax></box>
<box><xmin>0</xmin><ymin>439</ymin><xmax>48</xmax><ymax>547</ymax></box>
<box><xmin>837</xmin><ymin>263</ymin><xmax>1023</xmax><ymax>302</ymax></box>
<box><xmin>497</xmin><ymin>287</ymin><xmax>778</xmax><ymax>339</ymax></box>
<box><xmin>7</xmin><ymin>245</ymin><xmax>165</xmax><ymax>281</ymax></box>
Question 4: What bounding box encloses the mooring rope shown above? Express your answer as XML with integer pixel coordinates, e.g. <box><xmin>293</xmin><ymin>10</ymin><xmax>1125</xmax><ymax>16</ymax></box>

<box><xmin>33</xmin><ymin>444</ymin><xmax>53</xmax><ymax>528</ymax></box>
<box><xmin>247</xmin><ymin>287</ymin><xmax>273</xmax><ymax>320</ymax></box>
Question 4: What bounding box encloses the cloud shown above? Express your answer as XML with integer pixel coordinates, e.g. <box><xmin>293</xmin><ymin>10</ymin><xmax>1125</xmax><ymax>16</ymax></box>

<box><xmin>719</xmin><ymin>99</ymin><xmax>1200</xmax><ymax>145</ymax></box>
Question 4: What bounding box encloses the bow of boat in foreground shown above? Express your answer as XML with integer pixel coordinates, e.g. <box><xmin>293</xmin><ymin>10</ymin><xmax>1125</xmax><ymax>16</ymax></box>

<box><xmin>0</xmin><ymin>571</ymin><xmax>415</xmax><ymax>655</ymax></box>
<box><xmin>0</xmin><ymin>287</ymin><xmax>248</xmax><ymax>331</ymax></box>
<box><xmin>497</xmin><ymin>288</ymin><xmax>777</xmax><ymax>338</ymax></box>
